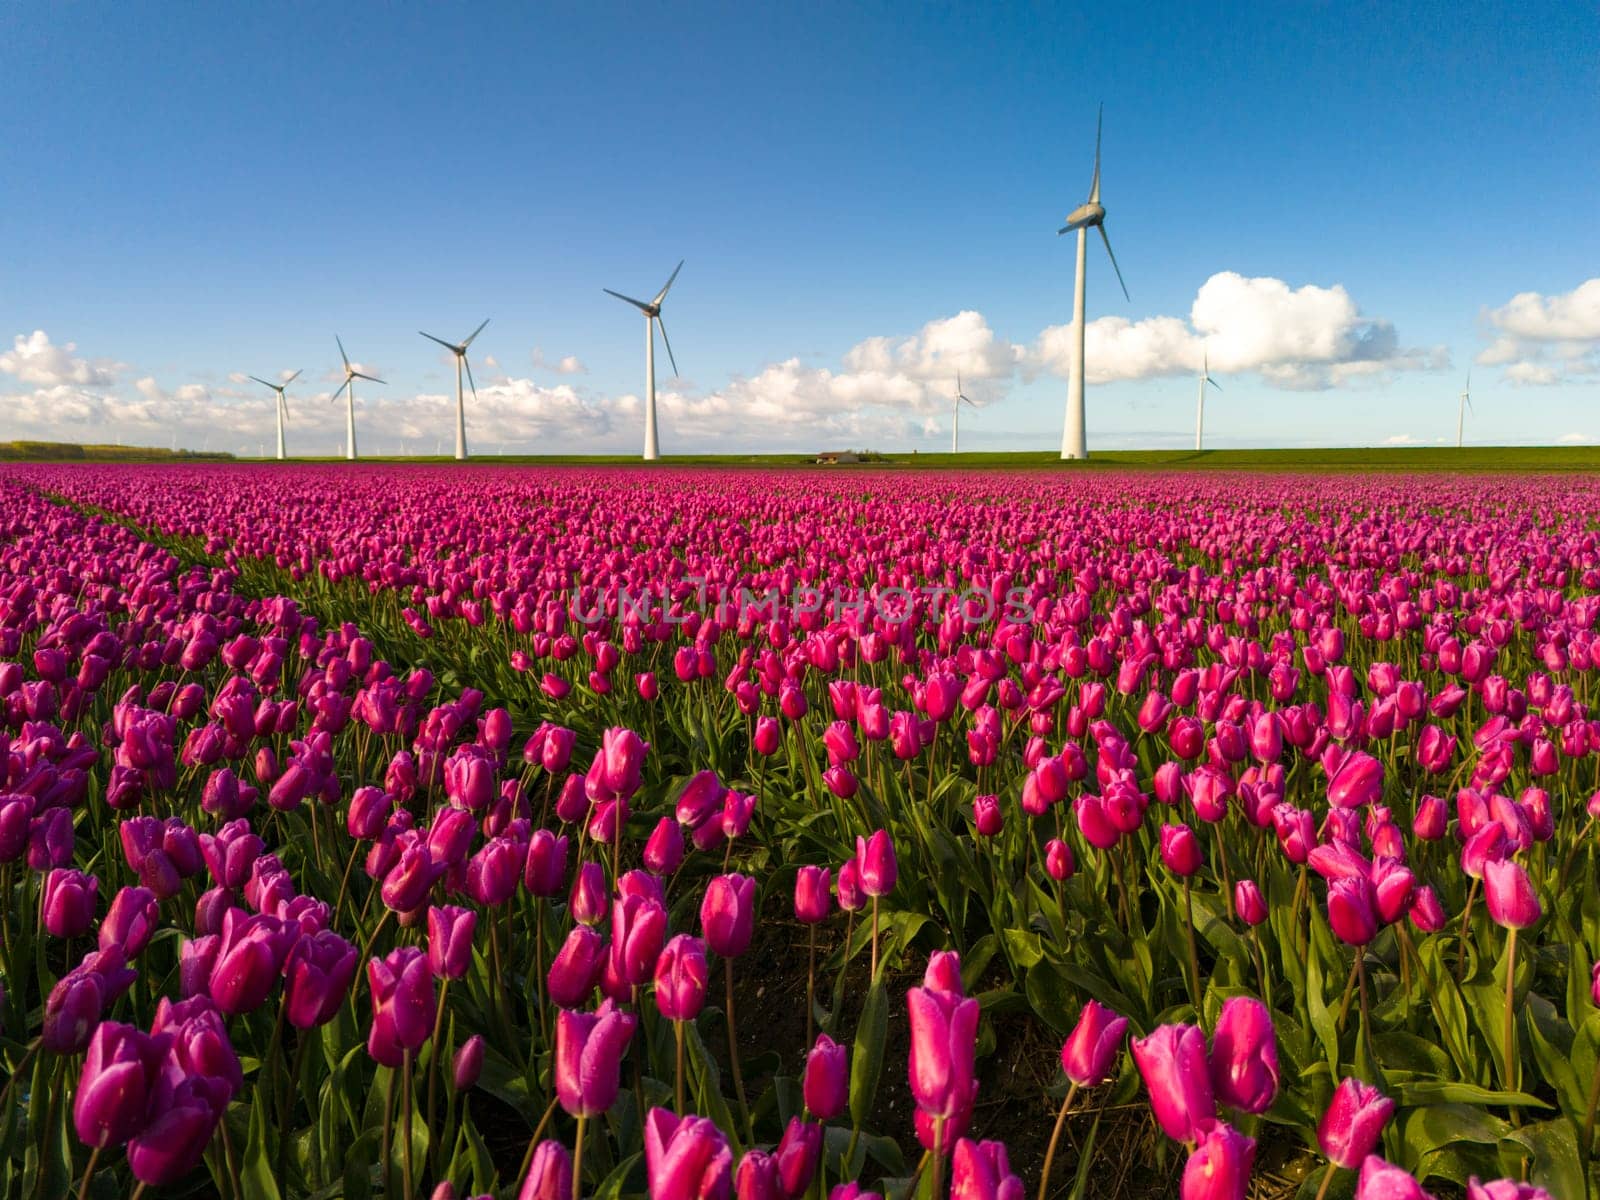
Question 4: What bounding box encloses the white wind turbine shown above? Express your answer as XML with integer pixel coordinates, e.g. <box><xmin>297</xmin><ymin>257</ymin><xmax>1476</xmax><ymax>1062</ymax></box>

<box><xmin>951</xmin><ymin>372</ymin><xmax>976</xmax><ymax>453</ymax></box>
<box><xmin>418</xmin><ymin>318</ymin><xmax>490</xmax><ymax>460</ymax></box>
<box><xmin>1457</xmin><ymin>371</ymin><xmax>1473</xmax><ymax>448</ymax></box>
<box><xmin>1057</xmin><ymin>105</ymin><xmax>1129</xmax><ymax>460</ymax></box>
<box><xmin>330</xmin><ymin>337</ymin><xmax>384</xmax><ymax>461</ymax></box>
<box><xmin>604</xmin><ymin>260</ymin><xmax>683</xmax><ymax>461</ymax></box>
<box><xmin>248</xmin><ymin>369</ymin><xmax>301</xmax><ymax>460</ymax></box>
<box><xmin>1194</xmin><ymin>350</ymin><xmax>1221</xmax><ymax>451</ymax></box>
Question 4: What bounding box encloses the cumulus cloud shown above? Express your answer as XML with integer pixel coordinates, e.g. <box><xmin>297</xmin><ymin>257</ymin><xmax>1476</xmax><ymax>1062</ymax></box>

<box><xmin>0</xmin><ymin>331</ymin><xmax>122</xmax><ymax>388</ymax></box>
<box><xmin>1477</xmin><ymin>278</ymin><xmax>1600</xmax><ymax>385</ymax></box>
<box><xmin>1034</xmin><ymin>272</ymin><xmax>1445</xmax><ymax>389</ymax></box>
<box><xmin>532</xmin><ymin>348</ymin><xmax>588</xmax><ymax>375</ymax></box>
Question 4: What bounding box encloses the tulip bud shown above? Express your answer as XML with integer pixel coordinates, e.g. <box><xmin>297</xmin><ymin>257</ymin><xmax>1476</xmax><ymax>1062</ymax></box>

<box><xmin>1160</xmin><ymin>824</ymin><xmax>1202</xmax><ymax>877</ymax></box>
<box><xmin>42</xmin><ymin>867</ymin><xmax>99</xmax><ymax>938</ymax></box>
<box><xmin>1356</xmin><ymin>1157</ymin><xmax>1431</xmax><ymax>1200</ymax></box>
<box><xmin>453</xmin><ymin>1034</ymin><xmax>485</xmax><ymax>1091</ymax></box>
<box><xmin>804</xmin><ymin>1034</ymin><xmax>848</xmax><ymax>1120</ymax></box>
<box><xmin>644</xmin><ymin>817</ymin><xmax>685</xmax><ymax>876</ymax></box>
<box><xmin>737</xmin><ymin>1150</ymin><xmax>781</xmax><ymax>1200</ymax></box>
<box><xmin>906</xmin><ymin>983</ymin><xmax>979</xmax><ymax>1122</ymax></box>
<box><xmin>548</xmin><ymin>925</ymin><xmax>605</xmax><ymax>1009</ymax></box>
<box><xmin>1228</xmin><ymin>883</ymin><xmax>1267</xmax><ymax>928</ymax></box>
<box><xmin>1044</xmin><ymin>838</ymin><xmax>1075</xmax><ymax>882</ymax></box>
<box><xmin>427</xmin><ymin>905</ymin><xmax>478</xmax><ymax>980</ymax></box>
<box><xmin>835</xmin><ymin>859</ymin><xmax>865</xmax><ymax>913</ymax></box>
<box><xmin>569</xmin><ymin>861</ymin><xmax>608</xmax><ymax>926</ymax></box>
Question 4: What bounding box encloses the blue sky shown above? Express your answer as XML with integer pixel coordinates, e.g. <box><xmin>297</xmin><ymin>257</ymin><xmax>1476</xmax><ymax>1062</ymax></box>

<box><xmin>3</xmin><ymin>2</ymin><xmax>1597</xmax><ymax>454</ymax></box>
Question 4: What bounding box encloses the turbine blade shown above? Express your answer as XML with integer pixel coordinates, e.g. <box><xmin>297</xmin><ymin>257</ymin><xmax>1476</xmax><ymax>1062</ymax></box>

<box><xmin>463</xmin><ymin>317</ymin><xmax>491</xmax><ymax>348</ymax></box>
<box><xmin>336</xmin><ymin>336</ymin><xmax>350</xmax><ymax>369</ymax></box>
<box><xmin>355</xmin><ymin>372</ymin><xmax>386</xmax><ymax>385</ymax></box>
<box><xmin>248</xmin><ymin>375</ymin><xmax>276</xmax><ymax>390</ymax></box>
<box><xmin>653</xmin><ymin>259</ymin><xmax>685</xmax><ymax>306</ymax></box>
<box><xmin>1057</xmin><ymin>225</ymin><xmax>1071</xmax><ymax>236</ymax></box>
<box><xmin>285</xmin><ymin>369</ymin><xmax>302</xmax><ymax>385</ymax></box>
<box><xmin>604</xmin><ymin>288</ymin><xmax>653</xmax><ymax>314</ymax></box>
<box><xmin>419</xmin><ymin>330</ymin><xmax>459</xmax><ymax>352</ymax></box>
<box><xmin>464</xmin><ymin>356</ymin><xmax>479</xmax><ymax>403</ymax></box>
<box><xmin>1089</xmin><ymin>103</ymin><xmax>1103</xmax><ymax>203</ymax></box>
<box><xmin>656</xmin><ymin>315</ymin><xmax>680</xmax><ymax>379</ymax></box>
<box><xmin>1098</xmin><ymin>225</ymin><xmax>1130</xmax><ymax>302</ymax></box>
<box><xmin>330</xmin><ymin>379</ymin><xmax>351</xmax><ymax>403</ymax></box>
<box><xmin>1208</xmin><ymin>377</ymin><xmax>1222</xmax><ymax>391</ymax></box>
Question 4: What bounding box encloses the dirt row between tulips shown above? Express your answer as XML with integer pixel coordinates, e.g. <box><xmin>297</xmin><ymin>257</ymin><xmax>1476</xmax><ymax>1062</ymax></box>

<box><xmin>32</xmin><ymin>483</ymin><xmax>1323</xmax><ymax>1200</ymax></box>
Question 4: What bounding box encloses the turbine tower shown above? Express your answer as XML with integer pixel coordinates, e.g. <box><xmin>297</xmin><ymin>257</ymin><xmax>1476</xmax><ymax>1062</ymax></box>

<box><xmin>1194</xmin><ymin>350</ymin><xmax>1221</xmax><ymax>451</ymax></box>
<box><xmin>1057</xmin><ymin>105</ymin><xmax>1129</xmax><ymax>460</ymax></box>
<box><xmin>951</xmin><ymin>371</ymin><xmax>976</xmax><ymax>453</ymax></box>
<box><xmin>248</xmin><ymin>369</ymin><xmax>301</xmax><ymax>460</ymax></box>
<box><xmin>330</xmin><ymin>337</ymin><xmax>384</xmax><ymax>461</ymax></box>
<box><xmin>1457</xmin><ymin>371</ymin><xmax>1473</xmax><ymax>448</ymax></box>
<box><xmin>604</xmin><ymin>260</ymin><xmax>683</xmax><ymax>461</ymax></box>
<box><xmin>418</xmin><ymin>319</ymin><xmax>490</xmax><ymax>460</ymax></box>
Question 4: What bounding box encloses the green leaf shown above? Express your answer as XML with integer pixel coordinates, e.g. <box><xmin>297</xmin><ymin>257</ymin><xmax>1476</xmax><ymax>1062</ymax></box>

<box><xmin>1503</xmin><ymin>1118</ymin><xmax>1583</xmax><ymax>1200</ymax></box>
<box><xmin>850</xmin><ymin>980</ymin><xmax>889</xmax><ymax>1127</ymax></box>
<box><xmin>1392</xmin><ymin>1081</ymin><xmax>1549</xmax><ymax>1109</ymax></box>
<box><xmin>341</xmin><ymin>1129</ymin><xmax>379</xmax><ymax>1200</ymax></box>
<box><xmin>242</xmin><ymin>1100</ymin><xmax>286</xmax><ymax>1200</ymax></box>
<box><xmin>592</xmin><ymin>1151</ymin><xmax>643</xmax><ymax>1200</ymax></box>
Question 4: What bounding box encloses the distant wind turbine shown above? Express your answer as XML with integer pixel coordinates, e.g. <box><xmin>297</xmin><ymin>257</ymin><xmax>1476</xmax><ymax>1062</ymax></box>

<box><xmin>419</xmin><ymin>318</ymin><xmax>489</xmax><ymax>460</ymax></box>
<box><xmin>1457</xmin><ymin>372</ymin><xmax>1473</xmax><ymax>448</ymax></box>
<box><xmin>1194</xmin><ymin>350</ymin><xmax>1221</xmax><ymax>451</ymax></box>
<box><xmin>1057</xmin><ymin>105</ymin><xmax>1129</xmax><ymax>461</ymax></box>
<box><xmin>604</xmin><ymin>260</ymin><xmax>683</xmax><ymax>461</ymax></box>
<box><xmin>249</xmin><ymin>369</ymin><xmax>301</xmax><ymax>460</ymax></box>
<box><xmin>951</xmin><ymin>372</ymin><xmax>976</xmax><ymax>453</ymax></box>
<box><xmin>330</xmin><ymin>337</ymin><xmax>384</xmax><ymax>461</ymax></box>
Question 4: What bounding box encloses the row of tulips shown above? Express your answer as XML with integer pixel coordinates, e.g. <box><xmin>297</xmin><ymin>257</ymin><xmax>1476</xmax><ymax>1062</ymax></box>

<box><xmin>2</xmin><ymin>464</ymin><xmax>1599</xmax><ymax>1199</ymax></box>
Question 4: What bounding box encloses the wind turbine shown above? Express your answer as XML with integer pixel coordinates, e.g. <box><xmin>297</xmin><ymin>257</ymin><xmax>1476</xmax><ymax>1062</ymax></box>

<box><xmin>248</xmin><ymin>369</ymin><xmax>301</xmax><ymax>460</ymax></box>
<box><xmin>951</xmin><ymin>372</ymin><xmax>977</xmax><ymax>453</ymax></box>
<box><xmin>1057</xmin><ymin>105</ymin><xmax>1129</xmax><ymax>461</ymax></box>
<box><xmin>418</xmin><ymin>319</ymin><xmax>489</xmax><ymax>460</ymax></box>
<box><xmin>604</xmin><ymin>260</ymin><xmax>683</xmax><ymax>461</ymax></box>
<box><xmin>1457</xmin><ymin>371</ymin><xmax>1473</xmax><ymax>448</ymax></box>
<box><xmin>330</xmin><ymin>337</ymin><xmax>384</xmax><ymax>461</ymax></box>
<box><xmin>1194</xmin><ymin>350</ymin><xmax>1221</xmax><ymax>451</ymax></box>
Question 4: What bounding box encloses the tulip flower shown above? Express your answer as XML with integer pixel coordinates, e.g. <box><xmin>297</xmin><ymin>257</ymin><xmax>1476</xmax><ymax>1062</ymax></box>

<box><xmin>453</xmin><ymin>1034</ymin><xmax>485</xmax><ymax>1091</ymax></box>
<box><xmin>644</xmin><ymin>1108</ymin><xmax>733</xmax><ymax>1200</ymax></box>
<box><xmin>42</xmin><ymin>867</ymin><xmax>98</xmax><ymax>939</ymax></box>
<box><xmin>906</xmin><ymin>979</ymin><xmax>980</xmax><ymax>1156</ymax></box>
<box><xmin>427</xmin><ymin>904</ymin><xmax>478</xmax><ymax>980</ymax></box>
<box><xmin>655</xmin><ymin>934</ymin><xmax>710</xmax><ymax>1021</ymax></box>
<box><xmin>775</xmin><ymin>1117</ymin><xmax>821</xmax><ymax>1197</ymax></box>
<box><xmin>1355</xmin><ymin>1157</ymin><xmax>1432</xmax><ymax>1200</ymax></box>
<box><xmin>523</xmin><ymin>829</ymin><xmax>569</xmax><ymax>897</ymax></box>
<box><xmin>1209</xmin><ymin>997</ymin><xmax>1278</xmax><ymax>1114</ymax></box>
<box><xmin>367</xmin><ymin>946</ymin><xmax>436</xmax><ymax>1067</ymax></box>
<box><xmin>555</xmin><ymin>1000</ymin><xmax>636</xmax><ymax>1118</ymax></box>
<box><xmin>1317</xmin><ymin>1078</ymin><xmax>1394</xmax><ymax>1171</ymax></box>
<box><xmin>126</xmin><ymin>1073</ymin><xmax>230</xmax><ymax>1187</ymax></box>
<box><xmin>548</xmin><ymin>926</ymin><xmax>606</xmax><ymax>1009</ymax></box>
<box><xmin>284</xmin><ymin>929</ymin><xmax>358</xmax><ymax>1029</ymax></box>
<box><xmin>1483</xmin><ymin>857</ymin><xmax>1540</xmax><ymax>1095</ymax></box>
<box><xmin>644</xmin><ymin>817</ymin><xmax>685</xmax><ymax>876</ymax></box>
<box><xmin>518</xmin><ymin>1140</ymin><xmax>573</xmax><ymax>1200</ymax></box>
<box><xmin>1041</xmin><ymin>999</ymin><xmax>1128</xmax><ymax>1200</ymax></box>
<box><xmin>701</xmin><ymin>873</ymin><xmax>756</xmax><ymax>958</ymax></box>
<box><xmin>737</xmin><ymin>1151</ymin><xmax>781</xmax><ymax>1200</ymax></box>
<box><xmin>73</xmin><ymin>1020</ymin><xmax>165</xmax><ymax>1148</ymax></box>
<box><xmin>570</xmin><ymin>861</ymin><xmax>608</xmax><ymax>926</ymax></box>
<box><xmin>803</xmin><ymin>1033</ymin><xmax>848</xmax><ymax>1121</ymax></box>
<box><xmin>1180</xmin><ymin>1120</ymin><xmax>1256</xmax><ymax>1200</ymax></box>
<box><xmin>951</xmin><ymin>1138</ymin><xmax>1025</xmax><ymax>1200</ymax></box>
<box><xmin>1466</xmin><ymin>1180</ymin><xmax>1553</xmax><ymax>1200</ymax></box>
<box><xmin>612</xmin><ymin>892</ymin><xmax>669</xmax><ymax>987</ymax></box>
<box><xmin>211</xmin><ymin>910</ymin><xmax>290</xmax><ymax>1015</ymax></box>
<box><xmin>1132</xmin><ymin>1024</ymin><xmax>1215</xmax><ymax>1143</ymax></box>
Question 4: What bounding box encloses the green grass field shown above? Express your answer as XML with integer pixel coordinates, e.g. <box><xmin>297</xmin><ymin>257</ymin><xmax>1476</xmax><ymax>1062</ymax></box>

<box><xmin>7</xmin><ymin>440</ymin><xmax>1600</xmax><ymax>471</ymax></box>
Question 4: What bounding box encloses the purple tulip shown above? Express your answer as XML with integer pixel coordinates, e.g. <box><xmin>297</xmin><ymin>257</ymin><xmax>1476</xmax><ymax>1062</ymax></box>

<box><xmin>548</xmin><ymin>925</ymin><xmax>605</xmax><ymax>1008</ymax></box>
<box><xmin>284</xmin><ymin>930</ymin><xmax>358</xmax><ymax>1029</ymax></box>
<box><xmin>367</xmin><ymin>946</ymin><xmax>436</xmax><ymax>1066</ymax></box>
<box><xmin>73</xmin><ymin>1020</ymin><xmax>165</xmax><ymax>1148</ymax></box>
<box><xmin>949</xmin><ymin>1137</ymin><xmax>1026</xmax><ymax>1200</ymax></box>
<box><xmin>803</xmin><ymin>1033</ymin><xmax>848</xmax><ymax>1120</ymax></box>
<box><xmin>644</xmin><ymin>1108</ymin><xmax>733</xmax><ymax>1200</ymax></box>
<box><xmin>855</xmin><ymin>830</ymin><xmax>896</xmax><ymax>897</ymax></box>
<box><xmin>518</xmin><ymin>1140</ymin><xmax>573</xmax><ymax>1200</ymax></box>
<box><xmin>453</xmin><ymin>1034</ymin><xmax>486</xmax><ymax>1091</ymax></box>
<box><xmin>1180</xmin><ymin>1120</ymin><xmax>1256</xmax><ymax>1200</ymax></box>
<box><xmin>701</xmin><ymin>873</ymin><xmax>756</xmax><ymax>958</ymax></box>
<box><xmin>1483</xmin><ymin>859</ymin><xmax>1541</xmax><ymax>929</ymax></box>
<box><xmin>43</xmin><ymin>867</ymin><xmax>99</xmax><ymax>938</ymax></box>
<box><xmin>1209</xmin><ymin>997</ymin><xmax>1278</xmax><ymax>1114</ymax></box>
<box><xmin>1318</xmin><ymin>1078</ymin><xmax>1394</xmax><ymax>1170</ymax></box>
<box><xmin>655</xmin><ymin>934</ymin><xmax>709</xmax><ymax>1021</ymax></box>
<box><xmin>1060</xmin><ymin>999</ymin><xmax>1128</xmax><ymax>1088</ymax></box>
<box><xmin>1132</xmin><ymin>1024</ymin><xmax>1215</xmax><ymax>1143</ymax></box>
<box><xmin>554</xmin><ymin>1000</ymin><xmax>636</xmax><ymax>1117</ymax></box>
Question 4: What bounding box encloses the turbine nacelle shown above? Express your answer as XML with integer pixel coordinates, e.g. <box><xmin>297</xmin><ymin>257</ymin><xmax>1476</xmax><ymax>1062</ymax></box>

<box><xmin>1059</xmin><ymin>201</ymin><xmax>1106</xmax><ymax>233</ymax></box>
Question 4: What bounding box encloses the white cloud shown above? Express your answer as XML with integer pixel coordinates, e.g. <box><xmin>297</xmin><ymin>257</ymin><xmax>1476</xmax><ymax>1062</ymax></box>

<box><xmin>1478</xmin><ymin>278</ymin><xmax>1600</xmax><ymax>385</ymax></box>
<box><xmin>0</xmin><ymin>331</ymin><xmax>121</xmax><ymax>388</ymax></box>
<box><xmin>1559</xmin><ymin>431</ymin><xmax>1588</xmax><ymax>444</ymax></box>
<box><xmin>1033</xmin><ymin>272</ymin><xmax>1444</xmax><ymax>390</ymax></box>
<box><xmin>532</xmin><ymin>348</ymin><xmax>588</xmax><ymax>375</ymax></box>
<box><xmin>1382</xmin><ymin>433</ymin><xmax>1420</xmax><ymax>446</ymax></box>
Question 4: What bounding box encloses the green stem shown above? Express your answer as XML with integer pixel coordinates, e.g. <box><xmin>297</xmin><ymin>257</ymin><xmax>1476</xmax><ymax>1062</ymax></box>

<box><xmin>1036</xmin><ymin>1082</ymin><xmax>1080</xmax><ymax>1200</ymax></box>
<box><xmin>1183</xmin><ymin>876</ymin><xmax>1203</xmax><ymax>1019</ymax></box>
<box><xmin>725</xmin><ymin>959</ymin><xmax>752</xmax><ymax>1141</ymax></box>
<box><xmin>572</xmin><ymin>1115</ymin><xmax>587</xmax><ymax>1200</ymax></box>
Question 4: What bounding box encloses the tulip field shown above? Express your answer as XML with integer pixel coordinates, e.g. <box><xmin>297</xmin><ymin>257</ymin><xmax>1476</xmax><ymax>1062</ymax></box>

<box><xmin>5</xmin><ymin>463</ymin><xmax>1600</xmax><ymax>1200</ymax></box>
